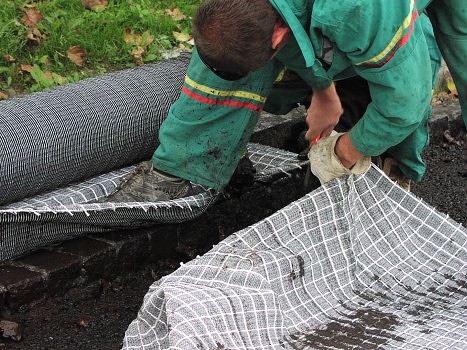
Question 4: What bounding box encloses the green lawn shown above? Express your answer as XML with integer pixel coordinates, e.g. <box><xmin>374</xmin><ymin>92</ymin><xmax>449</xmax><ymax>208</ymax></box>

<box><xmin>0</xmin><ymin>0</ymin><xmax>201</xmax><ymax>98</ymax></box>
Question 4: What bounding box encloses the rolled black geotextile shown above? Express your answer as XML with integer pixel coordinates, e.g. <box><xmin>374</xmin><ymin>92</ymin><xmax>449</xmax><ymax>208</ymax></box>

<box><xmin>0</xmin><ymin>53</ymin><xmax>191</xmax><ymax>206</ymax></box>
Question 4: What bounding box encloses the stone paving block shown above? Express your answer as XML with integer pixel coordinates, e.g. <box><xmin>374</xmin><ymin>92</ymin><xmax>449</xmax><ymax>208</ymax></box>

<box><xmin>0</xmin><ymin>265</ymin><xmax>45</xmax><ymax>309</ymax></box>
<box><xmin>428</xmin><ymin>100</ymin><xmax>464</xmax><ymax>142</ymax></box>
<box><xmin>14</xmin><ymin>250</ymin><xmax>80</xmax><ymax>296</ymax></box>
<box><xmin>94</xmin><ymin>228</ymin><xmax>153</xmax><ymax>272</ymax></box>
<box><xmin>57</xmin><ymin>237</ymin><xmax>116</xmax><ymax>281</ymax></box>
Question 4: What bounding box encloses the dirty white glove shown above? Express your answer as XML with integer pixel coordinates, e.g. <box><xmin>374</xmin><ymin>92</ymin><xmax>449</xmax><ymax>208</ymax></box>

<box><xmin>308</xmin><ymin>132</ymin><xmax>371</xmax><ymax>184</ymax></box>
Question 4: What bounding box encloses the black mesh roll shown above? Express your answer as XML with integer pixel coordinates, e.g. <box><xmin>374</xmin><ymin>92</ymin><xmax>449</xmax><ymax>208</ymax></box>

<box><xmin>0</xmin><ymin>53</ymin><xmax>191</xmax><ymax>205</ymax></box>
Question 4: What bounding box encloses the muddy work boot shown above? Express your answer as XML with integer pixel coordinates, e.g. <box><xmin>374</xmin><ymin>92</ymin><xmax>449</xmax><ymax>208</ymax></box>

<box><xmin>105</xmin><ymin>161</ymin><xmax>193</xmax><ymax>202</ymax></box>
<box><xmin>376</xmin><ymin>157</ymin><xmax>412</xmax><ymax>191</ymax></box>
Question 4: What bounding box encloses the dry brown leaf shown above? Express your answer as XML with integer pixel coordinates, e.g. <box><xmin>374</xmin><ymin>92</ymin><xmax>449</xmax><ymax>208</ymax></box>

<box><xmin>22</xmin><ymin>8</ymin><xmax>43</xmax><ymax>27</ymax></box>
<box><xmin>124</xmin><ymin>29</ymin><xmax>153</xmax><ymax>47</ymax></box>
<box><xmin>67</xmin><ymin>46</ymin><xmax>87</xmax><ymax>66</ymax></box>
<box><xmin>124</xmin><ymin>28</ymin><xmax>135</xmax><ymax>44</ymax></box>
<box><xmin>172</xmin><ymin>31</ymin><xmax>191</xmax><ymax>43</ymax></box>
<box><xmin>4</xmin><ymin>55</ymin><xmax>15</xmax><ymax>63</ymax></box>
<box><xmin>142</xmin><ymin>31</ymin><xmax>154</xmax><ymax>47</ymax></box>
<box><xmin>0</xmin><ymin>92</ymin><xmax>8</xmax><ymax>100</ymax></box>
<box><xmin>81</xmin><ymin>0</ymin><xmax>108</xmax><ymax>12</ymax></box>
<box><xmin>26</xmin><ymin>28</ymin><xmax>48</xmax><ymax>44</ymax></box>
<box><xmin>165</xmin><ymin>8</ymin><xmax>186</xmax><ymax>21</ymax></box>
<box><xmin>33</xmin><ymin>27</ymin><xmax>48</xmax><ymax>38</ymax></box>
<box><xmin>131</xmin><ymin>46</ymin><xmax>145</xmax><ymax>65</ymax></box>
<box><xmin>0</xmin><ymin>320</ymin><xmax>22</xmax><ymax>341</ymax></box>
<box><xmin>26</xmin><ymin>31</ymin><xmax>40</xmax><ymax>44</ymax></box>
<box><xmin>124</xmin><ymin>29</ymin><xmax>143</xmax><ymax>45</ymax></box>
<box><xmin>19</xmin><ymin>64</ymin><xmax>34</xmax><ymax>73</ymax></box>
<box><xmin>77</xmin><ymin>319</ymin><xmax>90</xmax><ymax>328</ymax></box>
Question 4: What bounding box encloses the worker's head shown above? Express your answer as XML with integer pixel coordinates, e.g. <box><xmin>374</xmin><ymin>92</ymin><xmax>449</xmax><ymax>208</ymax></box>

<box><xmin>193</xmin><ymin>0</ymin><xmax>290</xmax><ymax>80</ymax></box>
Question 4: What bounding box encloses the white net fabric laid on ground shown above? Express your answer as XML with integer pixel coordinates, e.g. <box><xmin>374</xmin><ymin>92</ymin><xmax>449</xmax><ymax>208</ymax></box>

<box><xmin>123</xmin><ymin>165</ymin><xmax>467</xmax><ymax>350</ymax></box>
<box><xmin>0</xmin><ymin>143</ymin><xmax>306</xmax><ymax>262</ymax></box>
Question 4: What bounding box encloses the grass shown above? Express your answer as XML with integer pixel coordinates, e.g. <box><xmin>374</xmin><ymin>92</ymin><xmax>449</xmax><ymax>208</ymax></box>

<box><xmin>1</xmin><ymin>1</ymin><xmax>456</xmax><ymax>100</ymax></box>
<box><xmin>0</xmin><ymin>0</ymin><xmax>201</xmax><ymax>98</ymax></box>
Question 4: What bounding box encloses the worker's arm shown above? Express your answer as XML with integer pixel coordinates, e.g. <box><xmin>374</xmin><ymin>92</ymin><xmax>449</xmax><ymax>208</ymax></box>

<box><xmin>307</xmin><ymin>0</ymin><xmax>433</xmax><ymax>184</ymax></box>
<box><xmin>274</xmin><ymin>35</ymin><xmax>343</xmax><ymax>144</ymax></box>
<box><xmin>304</xmin><ymin>83</ymin><xmax>343</xmax><ymax>143</ymax></box>
<box><xmin>323</xmin><ymin>0</ymin><xmax>433</xmax><ymax>159</ymax></box>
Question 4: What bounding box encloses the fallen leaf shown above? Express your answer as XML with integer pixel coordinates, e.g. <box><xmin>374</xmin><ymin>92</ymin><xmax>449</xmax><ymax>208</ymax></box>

<box><xmin>165</xmin><ymin>8</ymin><xmax>186</xmax><ymax>21</ymax></box>
<box><xmin>81</xmin><ymin>0</ymin><xmax>108</xmax><ymax>12</ymax></box>
<box><xmin>26</xmin><ymin>31</ymin><xmax>40</xmax><ymax>44</ymax></box>
<box><xmin>179</xmin><ymin>42</ymin><xmax>193</xmax><ymax>52</ymax></box>
<box><xmin>22</xmin><ymin>8</ymin><xmax>43</xmax><ymax>27</ymax></box>
<box><xmin>77</xmin><ymin>319</ymin><xmax>89</xmax><ymax>328</ymax></box>
<box><xmin>124</xmin><ymin>28</ymin><xmax>135</xmax><ymax>44</ymax></box>
<box><xmin>125</xmin><ymin>29</ymin><xmax>143</xmax><ymax>45</ymax></box>
<box><xmin>141</xmin><ymin>31</ymin><xmax>154</xmax><ymax>47</ymax></box>
<box><xmin>172</xmin><ymin>31</ymin><xmax>191</xmax><ymax>43</ymax></box>
<box><xmin>124</xmin><ymin>29</ymin><xmax>153</xmax><ymax>48</ymax></box>
<box><xmin>0</xmin><ymin>320</ymin><xmax>22</xmax><ymax>341</ymax></box>
<box><xmin>67</xmin><ymin>46</ymin><xmax>86</xmax><ymax>66</ymax></box>
<box><xmin>26</xmin><ymin>28</ymin><xmax>48</xmax><ymax>44</ymax></box>
<box><xmin>34</xmin><ymin>27</ymin><xmax>48</xmax><ymax>38</ymax></box>
<box><xmin>4</xmin><ymin>55</ymin><xmax>15</xmax><ymax>63</ymax></box>
<box><xmin>131</xmin><ymin>46</ymin><xmax>145</xmax><ymax>65</ymax></box>
<box><xmin>0</xmin><ymin>92</ymin><xmax>8</xmax><ymax>100</ymax></box>
<box><xmin>19</xmin><ymin>64</ymin><xmax>34</xmax><ymax>73</ymax></box>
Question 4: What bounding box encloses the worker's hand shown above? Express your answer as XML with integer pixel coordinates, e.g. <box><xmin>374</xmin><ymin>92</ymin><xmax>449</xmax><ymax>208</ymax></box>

<box><xmin>304</xmin><ymin>83</ymin><xmax>343</xmax><ymax>144</ymax></box>
<box><xmin>308</xmin><ymin>131</ymin><xmax>371</xmax><ymax>184</ymax></box>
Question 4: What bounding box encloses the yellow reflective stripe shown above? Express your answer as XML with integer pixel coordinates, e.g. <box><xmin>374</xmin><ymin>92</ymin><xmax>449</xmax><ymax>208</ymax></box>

<box><xmin>274</xmin><ymin>68</ymin><xmax>287</xmax><ymax>83</ymax></box>
<box><xmin>357</xmin><ymin>0</ymin><xmax>415</xmax><ymax>65</ymax></box>
<box><xmin>185</xmin><ymin>76</ymin><xmax>267</xmax><ymax>103</ymax></box>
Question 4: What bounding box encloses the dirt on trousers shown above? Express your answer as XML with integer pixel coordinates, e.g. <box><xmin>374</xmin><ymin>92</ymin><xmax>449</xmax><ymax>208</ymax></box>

<box><xmin>1</xmin><ymin>111</ymin><xmax>465</xmax><ymax>350</ymax></box>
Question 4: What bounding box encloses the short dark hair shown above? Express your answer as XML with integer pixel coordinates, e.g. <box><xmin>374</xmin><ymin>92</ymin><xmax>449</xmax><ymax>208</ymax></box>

<box><xmin>193</xmin><ymin>0</ymin><xmax>278</xmax><ymax>77</ymax></box>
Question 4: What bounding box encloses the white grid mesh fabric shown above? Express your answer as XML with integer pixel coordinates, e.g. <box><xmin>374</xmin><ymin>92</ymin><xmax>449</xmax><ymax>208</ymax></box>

<box><xmin>0</xmin><ymin>143</ymin><xmax>307</xmax><ymax>262</ymax></box>
<box><xmin>122</xmin><ymin>165</ymin><xmax>467</xmax><ymax>350</ymax></box>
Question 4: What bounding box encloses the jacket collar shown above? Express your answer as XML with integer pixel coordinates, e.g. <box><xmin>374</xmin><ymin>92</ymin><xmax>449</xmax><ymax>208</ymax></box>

<box><xmin>268</xmin><ymin>0</ymin><xmax>315</xmax><ymax>67</ymax></box>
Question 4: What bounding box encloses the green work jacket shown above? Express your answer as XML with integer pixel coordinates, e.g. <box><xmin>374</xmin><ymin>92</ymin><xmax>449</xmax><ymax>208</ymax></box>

<box><xmin>153</xmin><ymin>0</ymin><xmax>435</xmax><ymax>190</ymax></box>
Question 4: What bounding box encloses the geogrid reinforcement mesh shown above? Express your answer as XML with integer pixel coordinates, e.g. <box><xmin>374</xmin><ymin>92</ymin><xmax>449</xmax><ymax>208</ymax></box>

<box><xmin>122</xmin><ymin>166</ymin><xmax>467</xmax><ymax>350</ymax></box>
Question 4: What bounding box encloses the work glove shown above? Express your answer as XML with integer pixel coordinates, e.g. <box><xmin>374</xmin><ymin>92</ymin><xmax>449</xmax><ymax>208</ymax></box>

<box><xmin>308</xmin><ymin>132</ymin><xmax>371</xmax><ymax>184</ymax></box>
